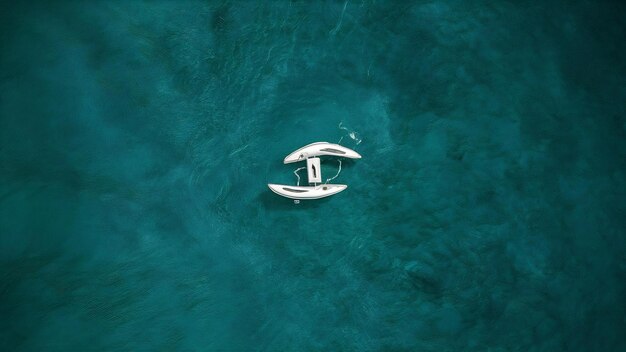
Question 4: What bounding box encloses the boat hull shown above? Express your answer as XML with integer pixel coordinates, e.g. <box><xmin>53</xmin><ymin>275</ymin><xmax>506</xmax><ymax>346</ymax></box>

<box><xmin>283</xmin><ymin>142</ymin><xmax>361</xmax><ymax>164</ymax></box>
<box><xmin>268</xmin><ymin>184</ymin><xmax>347</xmax><ymax>200</ymax></box>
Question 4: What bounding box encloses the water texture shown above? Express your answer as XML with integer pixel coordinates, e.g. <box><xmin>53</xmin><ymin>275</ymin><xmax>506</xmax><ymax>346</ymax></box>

<box><xmin>1</xmin><ymin>1</ymin><xmax>625</xmax><ymax>351</ymax></box>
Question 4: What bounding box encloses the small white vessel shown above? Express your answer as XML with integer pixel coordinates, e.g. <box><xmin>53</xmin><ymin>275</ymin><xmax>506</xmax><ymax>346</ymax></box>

<box><xmin>268</xmin><ymin>141</ymin><xmax>360</xmax><ymax>201</ymax></box>
<box><xmin>283</xmin><ymin>142</ymin><xmax>361</xmax><ymax>164</ymax></box>
<box><xmin>267</xmin><ymin>183</ymin><xmax>347</xmax><ymax>200</ymax></box>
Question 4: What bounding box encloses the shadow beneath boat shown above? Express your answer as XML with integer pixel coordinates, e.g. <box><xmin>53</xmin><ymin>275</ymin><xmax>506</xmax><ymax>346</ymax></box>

<box><xmin>257</xmin><ymin>189</ymin><xmax>333</xmax><ymax>211</ymax></box>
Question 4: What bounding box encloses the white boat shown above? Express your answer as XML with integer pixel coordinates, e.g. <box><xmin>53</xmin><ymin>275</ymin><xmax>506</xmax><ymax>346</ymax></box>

<box><xmin>269</xmin><ymin>141</ymin><xmax>360</xmax><ymax>201</ymax></box>
<box><xmin>283</xmin><ymin>142</ymin><xmax>361</xmax><ymax>164</ymax></box>
<box><xmin>267</xmin><ymin>183</ymin><xmax>347</xmax><ymax>200</ymax></box>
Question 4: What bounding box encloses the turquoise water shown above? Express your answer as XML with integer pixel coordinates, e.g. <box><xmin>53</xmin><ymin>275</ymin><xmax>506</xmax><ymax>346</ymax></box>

<box><xmin>1</xmin><ymin>1</ymin><xmax>625</xmax><ymax>350</ymax></box>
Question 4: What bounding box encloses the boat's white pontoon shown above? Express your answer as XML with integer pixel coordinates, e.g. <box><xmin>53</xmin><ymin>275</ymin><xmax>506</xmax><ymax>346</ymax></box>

<box><xmin>283</xmin><ymin>142</ymin><xmax>361</xmax><ymax>164</ymax></box>
<box><xmin>268</xmin><ymin>142</ymin><xmax>360</xmax><ymax>201</ymax></box>
<box><xmin>267</xmin><ymin>183</ymin><xmax>347</xmax><ymax>200</ymax></box>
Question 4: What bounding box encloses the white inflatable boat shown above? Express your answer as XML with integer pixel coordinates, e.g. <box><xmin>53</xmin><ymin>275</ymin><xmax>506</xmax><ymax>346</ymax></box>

<box><xmin>268</xmin><ymin>142</ymin><xmax>360</xmax><ymax>201</ymax></box>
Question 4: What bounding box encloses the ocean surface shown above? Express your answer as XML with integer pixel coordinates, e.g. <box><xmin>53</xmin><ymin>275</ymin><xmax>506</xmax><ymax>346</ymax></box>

<box><xmin>1</xmin><ymin>1</ymin><xmax>625</xmax><ymax>351</ymax></box>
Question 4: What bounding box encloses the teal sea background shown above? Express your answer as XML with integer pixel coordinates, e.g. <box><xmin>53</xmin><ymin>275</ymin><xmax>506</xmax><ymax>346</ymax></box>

<box><xmin>1</xmin><ymin>1</ymin><xmax>625</xmax><ymax>350</ymax></box>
